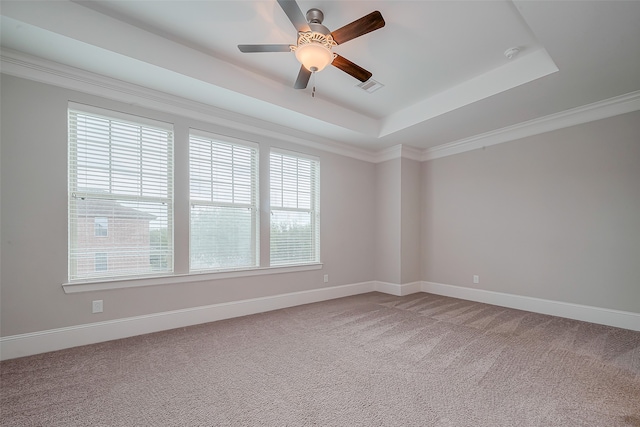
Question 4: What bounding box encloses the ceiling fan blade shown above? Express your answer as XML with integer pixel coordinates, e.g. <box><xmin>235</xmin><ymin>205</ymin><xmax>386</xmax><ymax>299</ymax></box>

<box><xmin>238</xmin><ymin>44</ymin><xmax>292</xmax><ymax>53</ymax></box>
<box><xmin>277</xmin><ymin>0</ymin><xmax>310</xmax><ymax>33</ymax></box>
<box><xmin>294</xmin><ymin>65</ymin><xmax>312</xmax><ymax>89</ymax></box>
<box><xmin>331</xmin><ymin>55</ymin><xmax>372</xmax><ymax>82</ymax></box>
<box><xmin>330</xmin><ymin>11</ymin><xmax>385</xmax><ymax>45</ymax></box>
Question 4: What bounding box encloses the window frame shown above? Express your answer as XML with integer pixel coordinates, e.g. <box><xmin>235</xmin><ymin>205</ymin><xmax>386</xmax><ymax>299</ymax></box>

<box><xmin>68</xmin><ymin>103</ymin><xmax>174</xmax><ymax>282</ymax></box>
<box><xmin>94</xmin><ymin>217</ymin><xmax>108</xmax><ymax>237</ymax></box>
<box><xmin>62</xmin><ymin>104</ymin><xmax>324</xmax><ymax>293</ymax></box>
<box><xmin>94</xmin><ymin>252</ymin><xmax>108</xmax><ymax>272</ymax></box>
<box><xmin>188</xmin><ymin>130</ymin><xmax>260</xmax><ymax>273</ymax></box>
<box><xmin>269</xmin><ymin>148</ymin><xmax>321</xmax><ymax>267</ymax></box>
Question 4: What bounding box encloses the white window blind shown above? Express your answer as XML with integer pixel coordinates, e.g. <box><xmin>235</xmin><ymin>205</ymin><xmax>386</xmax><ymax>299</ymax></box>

<box><xmin>68</xmin><ymin>106</ymin><xmax>174</xmax><ymax>281</ymax></box>
<box><xmin>270</xmin><ymin>149</ymin><xmax>320</xmax><ymax>266</ymax></box>
<box><xmin>189</xmin><ymin>132</ymin><xmax>259</xmax><ymax>271</ymax></box>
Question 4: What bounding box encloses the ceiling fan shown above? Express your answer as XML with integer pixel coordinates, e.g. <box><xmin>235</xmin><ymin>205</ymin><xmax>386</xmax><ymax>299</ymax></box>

<box><xmin>238</xmin><ymin>0</ymin><xmax>385</xmax><ymax>89</ymax></box>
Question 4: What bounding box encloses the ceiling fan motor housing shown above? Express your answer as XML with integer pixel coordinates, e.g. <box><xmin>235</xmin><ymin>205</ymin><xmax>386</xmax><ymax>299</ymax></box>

<box><xmin>308</xmin><ymin>22</ymin><xmax>331</xmax><ymax>36</ymax></box>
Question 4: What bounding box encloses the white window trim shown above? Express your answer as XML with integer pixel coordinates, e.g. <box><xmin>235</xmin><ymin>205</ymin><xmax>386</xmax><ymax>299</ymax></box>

<box><xmin>190</xmin><ymin>129</ymin><xmax>259</xmax><ymax>151</ymax></box>
<box><xmin>68</xmin><ymin>102</ymin><xmax>173</xmax><ymax>131</ymax></box>
<box><xmin>62</xmin><ymin>263</ymin><xmax>323</xmax><ymax>293</ymax></box>
<box><xmin>270</xmin><ymin>147</ymin><xmax>319</xmax><ymax>162</ymax></box>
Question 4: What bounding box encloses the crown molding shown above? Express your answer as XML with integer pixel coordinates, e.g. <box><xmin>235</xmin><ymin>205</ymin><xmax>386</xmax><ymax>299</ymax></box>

<box><xmin>422</xmin><ymin>90</ymin><xmax>640</xmax><ymax>161</ymax></box>
<box><xmin>375</xmin><ymin>145</ymin><xmax>403</xmax><ymax>163</ymax></box>
<box><xmin>3</xmin><ymin>48</ymin><xmax>639</xmax><ymax>165</ymax></box>
<box><xmin>0</xmin><ymin>48</ymin><xmax>378</xmax><ymax>164</ymax></box>
<box><xmin>373</xmin><ymin>144</ymin><xmax>423</xmax><ymax>163</ymax></box>
<box><xmin>402</xmin><ymin>145</ymin><xmax>424</xmax><ymax>162</ymax></box>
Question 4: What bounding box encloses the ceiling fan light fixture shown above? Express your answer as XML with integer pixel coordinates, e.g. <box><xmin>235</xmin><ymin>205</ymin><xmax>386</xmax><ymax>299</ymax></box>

<box><xmin>291</xmin><ymin>31</ymin><xmax>337</xmax><ymax>72</ymax></box>
<box><xmin>239</xmin><ymin>2</ymin><xmax>385</xmax><ymax>89</ymax></box>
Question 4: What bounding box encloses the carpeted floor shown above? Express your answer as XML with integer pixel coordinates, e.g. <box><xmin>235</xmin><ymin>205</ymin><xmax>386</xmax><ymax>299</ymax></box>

<box><xmin>1</xmin><ymin>292</ymin><xmax>639</xmax><ymax>426</ymax></box>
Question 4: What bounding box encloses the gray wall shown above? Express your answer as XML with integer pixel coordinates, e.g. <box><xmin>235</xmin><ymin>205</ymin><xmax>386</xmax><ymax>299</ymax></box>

<box><xmin>0</xmin><ymin>75</ymin><xmax>377</xmax><ymax>336</ymax></box>
<box><xmin>421</xmin><ymin>111</ymin><xmax>640</xmax><ymax>313</ymax></box>
<box><xmin>374</xmin><ymin>157</ymin><xmax>422</xmax><ymax>285</ymax></box>
<box><xmin>374</xmin><ymin>158</ymin><xmax>401</xmax><ymax>283</ymax></box>
<box><xmin>401</xmin><ymin>158</ymin><xmax>422</xmax><ymax>284</ymax></box>
<box><xmin>2</xmin><ymin>72</ymin><xmax>639</xmax><ymax>340</ymax></box>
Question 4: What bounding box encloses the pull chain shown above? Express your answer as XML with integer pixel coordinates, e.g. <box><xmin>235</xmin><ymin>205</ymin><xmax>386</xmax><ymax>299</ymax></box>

<box><xmin>311</xmin><ymin>72</ymin><xmax>316</xmax><ymax>98</ymax></box>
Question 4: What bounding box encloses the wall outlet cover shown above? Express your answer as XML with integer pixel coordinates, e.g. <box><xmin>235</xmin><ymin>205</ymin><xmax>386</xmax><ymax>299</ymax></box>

<box><xmin>92</xmin><ymin>300</ymin><xmax>103</xmax><ymax>313</ymax></box>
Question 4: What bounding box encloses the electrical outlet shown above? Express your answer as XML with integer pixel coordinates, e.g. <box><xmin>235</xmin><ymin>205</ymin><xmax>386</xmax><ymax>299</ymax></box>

<box><xmin>473</xmin><ymin>275</ymin><xmax>480</xmax><ymax>284</ymax></box>
<box><xmin>92</xmin><ymin>300</ymin><xmax>103</xmax><ymax>313</ymax></box>
<box><xmin>323</xmin><ymin>274</ymin><xmax>329</xmax><ymax>283</ymax></box>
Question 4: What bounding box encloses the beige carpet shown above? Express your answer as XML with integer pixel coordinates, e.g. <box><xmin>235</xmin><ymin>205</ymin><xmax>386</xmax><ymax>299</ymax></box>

<box><xmin>1</xmin><ymin>292</ymin><xmax>639</xmax><ymax>426</ymax></box>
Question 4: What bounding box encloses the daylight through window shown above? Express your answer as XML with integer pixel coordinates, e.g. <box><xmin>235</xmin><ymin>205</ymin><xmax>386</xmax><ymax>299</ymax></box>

<box><xmin>189</xmin><ymin>132</ymin><xmax>259</xmax><ymax>271</ymax></box>
<box><xmin>68</xmin><ymin>105</ymin><xmax>174</xmax><ymax>281</ymax></box>
<box><xmin>270</xmin><ymin>149</ymin><xmax>320</xmax><ymax>266</ymax></box>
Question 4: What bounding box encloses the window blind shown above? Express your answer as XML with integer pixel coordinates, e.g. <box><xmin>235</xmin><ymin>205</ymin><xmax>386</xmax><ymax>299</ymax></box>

<box><xmin>189</xmin><ymin>133</ymin><xmax>259</xmax><ymax>271</ymax></box>
<box><xmin>270</xmin><ymin>149</ymin><xmax>320</xmax><ymax>266</ymax></box>
<box><xmin>68</xmin><ymin>107</ymin><xmax>173</xmax><ymax>281</ymax></box>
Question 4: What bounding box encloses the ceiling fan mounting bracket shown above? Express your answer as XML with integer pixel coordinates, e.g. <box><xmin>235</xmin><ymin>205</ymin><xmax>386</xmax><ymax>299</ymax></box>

<box><xmin>306</xmin><ymin>8</ymin><xmax>324</xmax><ymax>24</ymax></box>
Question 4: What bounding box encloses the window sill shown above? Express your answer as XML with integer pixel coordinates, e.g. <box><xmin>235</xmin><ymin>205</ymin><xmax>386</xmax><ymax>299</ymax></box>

<box><xmin>62</xmin><ymin>263</ymin><xmax>323</xmax><ymax>294</ymax></box>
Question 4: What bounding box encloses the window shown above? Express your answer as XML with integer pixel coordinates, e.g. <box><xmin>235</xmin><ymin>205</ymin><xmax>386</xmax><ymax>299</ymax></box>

<box><xmin>270</xmin><ymin>149</ymin><xmax>320</xmax><ymax>266</ymax></box>
<box><xmin>189</xmin><ymin>131</ymin><xmax>259</xmax><ymax>271</ymax></box>
<box><xmin>94</xmin><ymin>217</ymin><xmax>108</xmax><ymax>237</ymax></box>
<box><xmin>95</xmin><ymin>253</ymin><xmax>108</xmax><ymax>272</ymax></box>
<box><xmin>66</xmin><ymin>104</ymin><xmax>322</xmax><ymax>287</ymax></box>
<box><xmin>68</xmin><ymin>104</ymin><xmax>174</xmax><ymax>281</ymax></box>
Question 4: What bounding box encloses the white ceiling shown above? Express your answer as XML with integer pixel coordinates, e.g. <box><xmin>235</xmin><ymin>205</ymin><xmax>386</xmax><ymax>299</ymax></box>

<box><xmin>1</xmin><ymin>0</ymin><xmax>640</xmax><ymax>153</ymax></box>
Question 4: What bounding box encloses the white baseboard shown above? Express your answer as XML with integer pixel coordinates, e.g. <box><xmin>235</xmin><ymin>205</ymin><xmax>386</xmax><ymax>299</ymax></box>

<box><xmin>374</xmin><ymin>281</ymin><xmax>422</xmax><ymax>296</ymax></box>
<box><xmin>421</xmin><ymin>281</ymin><xmax>640</xmax><ymax>331</ymax></box>
<box><xmin>0</xmin><ymin>281</ymin><xmax>375</xmax><ymax>361</ymax></box>
<box><xmin>3</xmin><ymin>280</ymin><xmax>638</xmax><ymax>360</ymax></box>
